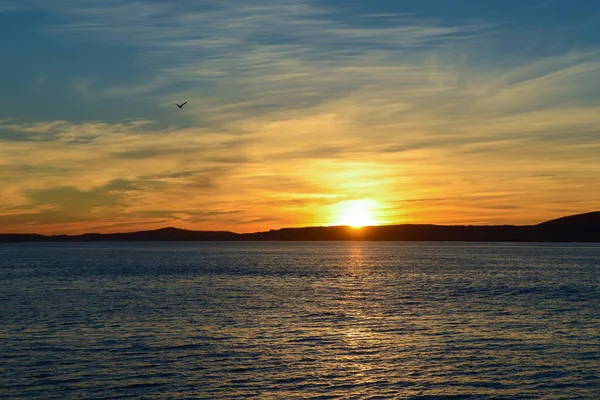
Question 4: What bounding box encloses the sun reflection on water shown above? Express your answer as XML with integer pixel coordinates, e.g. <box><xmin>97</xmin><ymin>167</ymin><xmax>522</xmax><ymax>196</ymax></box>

<box><xmin>345</xmin><ymin>243</ymin><xmax>367</xmax><ymax>270</ymax></box>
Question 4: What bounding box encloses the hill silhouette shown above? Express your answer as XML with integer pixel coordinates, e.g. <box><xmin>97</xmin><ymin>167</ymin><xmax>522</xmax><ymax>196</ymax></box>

<box><xmin>536</xmin><ymin>211</ymin><xmax>600</xmax><ymax>226</ymax></box>
<box><xmin>1</xmin><ymin>211</ymin><xmax>599</xmax><ymax>243</ymax></box>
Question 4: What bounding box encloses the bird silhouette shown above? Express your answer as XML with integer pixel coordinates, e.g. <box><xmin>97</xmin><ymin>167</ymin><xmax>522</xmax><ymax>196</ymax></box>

<box><xmin>175</xmin><ymin>101</ymin><xmax>187</xmax><ymax>108</ymax></box>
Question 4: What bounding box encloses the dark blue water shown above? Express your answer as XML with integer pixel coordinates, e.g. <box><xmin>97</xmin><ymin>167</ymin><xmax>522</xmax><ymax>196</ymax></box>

<box><xmin>1</xmin><ymin>242</ymin><xmax>599</xmax><ymax>399</ymax></box>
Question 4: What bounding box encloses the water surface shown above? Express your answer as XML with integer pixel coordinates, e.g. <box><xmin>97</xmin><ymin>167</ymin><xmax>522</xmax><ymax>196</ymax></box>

<box><xmin>1</xmin><ymin>242</ymin><xmax>599</xmax><ymax>399</ymax></box>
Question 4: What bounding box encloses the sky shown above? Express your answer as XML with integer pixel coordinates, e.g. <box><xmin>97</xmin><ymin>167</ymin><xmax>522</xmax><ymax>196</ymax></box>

<box><xmin>1</xmin><ymin>0</ymin><xmax>600</xmax><ymax>234</ymax></box>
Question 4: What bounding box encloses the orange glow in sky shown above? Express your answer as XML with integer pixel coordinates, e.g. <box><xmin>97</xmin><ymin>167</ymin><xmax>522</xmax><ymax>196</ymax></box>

<box><xmin>335</xmin><ymin>200</ymin><xmax>379</xmax><ymax>228</ymax></box>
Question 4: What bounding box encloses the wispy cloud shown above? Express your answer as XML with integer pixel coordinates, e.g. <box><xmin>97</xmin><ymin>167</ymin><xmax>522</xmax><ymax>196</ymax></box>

<box><xmin>31</xmin><ymin>0</ymin><xmax>486</xmax><ymax>118</ymax></box>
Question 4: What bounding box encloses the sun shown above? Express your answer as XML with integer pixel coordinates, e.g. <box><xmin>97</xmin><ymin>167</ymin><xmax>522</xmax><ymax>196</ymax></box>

<box><xmin>336</xmin><ymin>199</ymin><xmax>378</xmax><ymax>228</ymax></box>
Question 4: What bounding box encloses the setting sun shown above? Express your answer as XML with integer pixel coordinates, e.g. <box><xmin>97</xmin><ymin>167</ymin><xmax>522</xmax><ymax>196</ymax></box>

<box><xmin>336</xmin><ymin>199</ymin><xmax>378</xmax><ymax>228</ymax></box>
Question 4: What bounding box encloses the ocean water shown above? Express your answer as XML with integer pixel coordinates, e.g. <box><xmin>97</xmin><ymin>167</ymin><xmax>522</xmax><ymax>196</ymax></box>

<box><xmin>1</xmin><ymin>242</ymin><xmax>599</xmax><ymax>399</ymax></box>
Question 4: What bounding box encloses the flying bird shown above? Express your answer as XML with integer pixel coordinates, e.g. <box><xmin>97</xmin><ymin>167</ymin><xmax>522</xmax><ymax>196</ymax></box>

<box><xmin>175</xmin><ymin>101</ymin><xmax>187</xmax><ymax>108</ymax></box>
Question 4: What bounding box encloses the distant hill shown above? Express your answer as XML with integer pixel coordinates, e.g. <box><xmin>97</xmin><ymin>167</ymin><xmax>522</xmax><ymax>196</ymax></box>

<box><xmin>0</xmin><ymin>227</ymin><xmax>239</xmax><ymax>243</ymax></box>
<box><xmin>536</xmin><ymin>211</ymin><xmax>600</xmax><ymax>226</ymax></box>
<box><xmin>76</xmin><ymin>227</ymin><xmax>239</xmax><ymax>241</ymax></box>
<box><xmin>1</xmin><ymin>212</ymin><xmax>599</xmax><ymax>242</ymax></box>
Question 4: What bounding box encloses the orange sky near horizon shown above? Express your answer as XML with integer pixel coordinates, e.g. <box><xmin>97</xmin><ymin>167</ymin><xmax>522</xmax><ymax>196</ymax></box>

<box><xmin>2</xmin><ymin>110</ymin><xmax>597</xmax><ymax>235</ymax></box>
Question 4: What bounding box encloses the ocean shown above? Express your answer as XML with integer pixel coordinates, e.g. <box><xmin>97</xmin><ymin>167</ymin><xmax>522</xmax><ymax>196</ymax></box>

<box><xmin>1</xmin><ymin>242</ymin><xmax>599</xmax><ymax>399</ymax></box>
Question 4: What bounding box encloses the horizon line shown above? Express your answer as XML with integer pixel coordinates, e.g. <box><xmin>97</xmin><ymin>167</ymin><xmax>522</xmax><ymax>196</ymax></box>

<box><xmin>2</xmin><ymin>210</ymin><xmax>598</xmax><ymax>237</ymax></box>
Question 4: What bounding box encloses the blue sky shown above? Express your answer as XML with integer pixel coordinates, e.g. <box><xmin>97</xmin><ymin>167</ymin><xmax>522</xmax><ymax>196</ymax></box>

<box><xmin>1</xmin><ymin>0</ymin><xmax>599</xmax><ymax>233</ymax></box>
<box><xmin>3</xmin><ymin>0</ymin><xmax>598</xmax><ymax>126</ymax></box>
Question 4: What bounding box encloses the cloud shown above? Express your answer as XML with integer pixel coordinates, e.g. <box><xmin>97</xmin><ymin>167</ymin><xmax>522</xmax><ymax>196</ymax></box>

<box><xmin>3</xmin><ymin>42</ymin><xmax>600</xmax><ymax>232</ymax></box>
<box><xmin>19</xmin><ymin>0</ymin><xmax>486</xmax><ymax>120</ymax></box>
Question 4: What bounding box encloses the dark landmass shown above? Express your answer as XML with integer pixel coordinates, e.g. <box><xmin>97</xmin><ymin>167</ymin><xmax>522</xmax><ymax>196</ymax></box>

<box><xmin>1</xmin><ymin>212</ymin><xmax>600</xmax><ymax>243</ymax></box>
